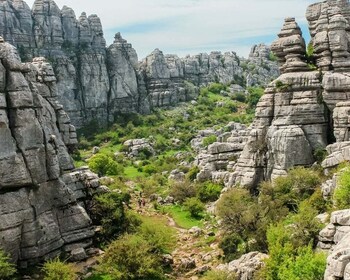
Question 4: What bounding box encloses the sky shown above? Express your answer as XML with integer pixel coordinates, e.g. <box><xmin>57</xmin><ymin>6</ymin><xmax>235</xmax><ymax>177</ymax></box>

<box><xmin>25</xmin><ymin>0</ymin><xmax>316</xmax><ymax>59</ymax></box>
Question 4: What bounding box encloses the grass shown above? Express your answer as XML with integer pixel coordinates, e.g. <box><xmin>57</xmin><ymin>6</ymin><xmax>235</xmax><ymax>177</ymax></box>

<box><xmin>161</xmin><ymin>205</ymin><xmax>204</xmax><ymax>229</ymax></box>
<box><xmin>124</xmin><ymin>166</ymin><xmax>145</xmax><ymax>179</ymax></box>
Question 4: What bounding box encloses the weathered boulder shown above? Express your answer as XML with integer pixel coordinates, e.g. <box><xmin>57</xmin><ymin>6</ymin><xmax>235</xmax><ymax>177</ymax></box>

<box><xmin>217</xmin><ymin>251</ymin><xmax>268</xmax><ymax>280</ymax></box>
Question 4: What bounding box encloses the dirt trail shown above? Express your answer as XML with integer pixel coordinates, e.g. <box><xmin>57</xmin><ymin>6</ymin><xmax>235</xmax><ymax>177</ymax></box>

<box><xmin>130</xmin><ymin>190</ymin><xmax>222</xmax><ymax>280</ymax></box>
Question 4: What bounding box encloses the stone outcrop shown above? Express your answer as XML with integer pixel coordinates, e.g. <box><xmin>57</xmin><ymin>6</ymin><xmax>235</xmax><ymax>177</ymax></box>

<box><xmin>0</xmin><ymin>38</ymin><xmax>102</xmax><ymax>266</ymax></box>
<box><xmin>228</xmin><ymin>1</ymin><xmax>350</xmax><ymax>188</ymax></box>
<box><xmin>217</xmin><ymin>251</ymin><xmax>268</xmax><ymax>280</ymax></box>
<box><xmin>224</xmin><ymin>1</ymin><xmax>350</xmax><ymax>279</ymax></box>
<box><xmin>319</xmin><ymin>210</ymin><xmax>350</xmax><ymax>280</ymax></box>
<box><xmin>0</xmin><ymin>0</ymin><xmax>279</xmax><ymax>128</ymax></box>
<box><xmin>192</xmin><ymin>122</ymin><xmax>250</xmax><ymax>183</ymax></box>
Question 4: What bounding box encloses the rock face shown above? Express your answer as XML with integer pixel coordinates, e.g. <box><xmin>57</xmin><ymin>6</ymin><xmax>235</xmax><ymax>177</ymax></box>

<box><xmin>319</xmin><ymin>210</ymin><xmax>350</xmax><ymax>280</ymax></box>
<box><xmin>225</xmin><ymin>1</ymin><xmax>350</xmax><ymax>279</ymax></box>
<box><xmin>192</xmin><ymin>122</ymin><xmax>250</xmax><ymax>184</ymax></box>
<box><xmin>0</xmin><ymin>38</ymin><xmax>101</xmax><ymax>266</ymax></box>
<box><xmin>0</xmin><ymin>0</ymin><xmax>279</xmax><ymax>128</ymax></box>
<box><xmin>228</xmin><ymin>3</ymin><xmax>350</xmax><ymax>188</ymax></box>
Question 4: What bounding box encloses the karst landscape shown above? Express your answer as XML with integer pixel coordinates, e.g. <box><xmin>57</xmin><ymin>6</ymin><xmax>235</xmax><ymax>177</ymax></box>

<box><xmin>1</xmin><ymin>0</ymin><xmax>350</xmax><ymax>279</ymax></box>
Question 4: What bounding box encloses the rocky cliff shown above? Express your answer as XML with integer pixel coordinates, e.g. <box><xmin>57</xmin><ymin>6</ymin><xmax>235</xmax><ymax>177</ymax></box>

<box><xmin>225</xmin><ymin>1</ymin><xmax>350</xmax><ymax>279</ymax></box>
<box><xmin>0</xmin><ymin>36</ymin><xmax>103</xmax><ymax>267</ymax></box>
<box><xmin>0</xmin><ymin>0</ymin><xmax>279</xmax><ymax>128</ymax></box>
<box><xmin>229</xmin><ymin>1</ymin><xmax>350</xmax><ymax>189</ymax></box>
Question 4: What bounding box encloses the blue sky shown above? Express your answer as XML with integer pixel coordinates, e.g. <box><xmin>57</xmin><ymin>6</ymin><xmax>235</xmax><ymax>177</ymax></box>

<box><xmin>25</xmin><ymin>0</ymin><xmax>315</xmax><ymax>59</ymax></box>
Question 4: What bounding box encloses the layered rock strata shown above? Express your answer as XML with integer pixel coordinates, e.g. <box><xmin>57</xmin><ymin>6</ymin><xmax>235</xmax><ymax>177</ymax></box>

<box><xmin>0</xmin><ymin>0</ymin><xmax>279</xmax><ymax>128</ymax></box>
<box><xmin>225</xmin><ymin>1</ymin><xmax>350</xmax><ymax>279</ymax></box>
<box><xmin>0</xmin><ymin>38</ymin><xmax>101</xmax><ymax>266</ymax></box>
<box><xmin>192</xmin><ymin>122</ymin><xmax>250</xmax><ymax>183</ymax></box>
<box><xmin>228</xmin><ymin>18</ymin><xmax>328</xmax><ymax>188</ymax></box>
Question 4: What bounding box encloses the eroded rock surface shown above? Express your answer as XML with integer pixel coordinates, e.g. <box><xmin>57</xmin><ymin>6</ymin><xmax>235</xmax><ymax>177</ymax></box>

<box><xmin>226</xmin><ymin>1</ymin><xmax>350</xmax><ymax>279</ymax></box>
<box><xmin>0</xmin><ymin>0</ymin><xmax>279</xmax><ymax>128</ymax></box>
<box><xmin>0</xmin><ymin>38</ymin><xmax>101</xmax><ymax>266</ymax></box>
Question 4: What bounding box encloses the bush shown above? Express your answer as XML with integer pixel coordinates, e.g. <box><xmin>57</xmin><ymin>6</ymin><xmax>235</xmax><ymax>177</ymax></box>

<box><xmin>91</xmin><ymin>192</ymin><xmax>140</xmax><ymax>243</ymax></box>
<box><xmin>313</xmin><ymin>147</ymin><xmax>327</xmax><ymax>163</ymax></box>
<box><xmin>0</xmin><ymin>249</ymin><xmax>16</xmax><ymax>279</ymax></box>
<box><xmin>216</xmin><ymin>189</ymin><xmax>257</xmax><ymax>236</ymax></box>
<box><xmin>170</xmin><ymin>180</ymin><xmax>197</xmax><ymax>203</ymax></box>
<box><xmin>219</xmin><ymin>234</ymin><xmax>246</xmax><ymax>262</ymax></box>
<box><xmin>247</xmin><ymin>87</ymin><xmax>264</xmax><ymax>109</ymax></box>
<box><xmin>203</xmin><ymin>135</ymin><xmax>217</xmax><ymax>147</ymax></box>
<box><xmin>257</xmin><ymin>223</ymin><xmax>326</xmax><ymax>280</ymax></box>
<box><xmin>97</xmin><ymin>234</ymin><xmax>166</xmax><ymax>280</ymax></box>
<box><xmin>186</xmin><ymin>166</ymin><xmax>200</xmax><ymax>181</ymax></box>
<box><xmin>43</xmin><ymin>258</ymin><xmax>77</xmax><ymax>280</ymax></box>
<box><xmin>183</xmin><ymin>197</ymin><xmax>205</xmax><ymax>218</ymax></box>
<box><xmin>231</xmin><ymin>93</ymin><xmax>246</xmax><ymax>103</ymax></box>
<box><xmin>208</xmin><ymin>83</ymin><xmax>226</xmax><ymax>94</ymax></box>
<box><xmin>138</xmin><ymin>217</ymin><xmax>176</xmax><ymax>254</ymax></box>
<box><xmin>272</xmin><ymin>167</ymin><xmax>321</xmax><ymax>210</ymax></box>
<box><xmin>88</xmin><ymin>153</ymin><xmax>124</xmax><ymax>176</ymax></box>
<box><xmin>334</xmin><ymin>167</ymin><xmax>350</xmax><ymax>209</ymax></box>
<box><xmin>197</xmin><ymin>182</ymin><xmax>223</xmax><ymax>202</ymax></box>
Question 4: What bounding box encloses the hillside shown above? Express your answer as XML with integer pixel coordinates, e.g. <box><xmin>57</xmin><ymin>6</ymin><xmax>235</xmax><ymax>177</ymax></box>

<box><xmin>1</xmin><ymin>0</ymin><xmax>350</xmax><ymax>280</ymax></box>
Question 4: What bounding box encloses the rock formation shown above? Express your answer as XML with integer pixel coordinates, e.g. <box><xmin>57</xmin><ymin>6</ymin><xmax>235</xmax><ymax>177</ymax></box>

<box><xmin>224</xmin><ymin>1</ymin><xmax>350</xmax><ymax>279</ymax></box>
<box><xmin>192</xmin><ymin>122</ymin><xmax>250</xmax><ymax>183</ymax></box>
<box><xmin>0</xmin><ymin>37</ymin><xmax>103</xmax><ymax>266</ymax></box>
<box><xmin>0</xmin><ymin>0</ymin><xmax>279</xmax><ymax>128</ymax></box>
<box><xmin>227</xmin><ymin>18</ymin><xmax>327</xmax><ymax>188</ymax></box>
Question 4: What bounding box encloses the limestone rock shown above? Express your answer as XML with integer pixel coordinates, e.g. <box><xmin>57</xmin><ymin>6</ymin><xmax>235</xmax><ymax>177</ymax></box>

<box><xmin>0</xmin><ymin>38</ymin><xmax>98</xmax><ymax>266</ymax></box>
<box><xmin>217</xmin><ymin>252</ymin><xmax>268</xmax><ymax>280</ymax></box>
<box><xmin>123</xmin><ymin>138</ymin><xmax>155</xmax><ymax>158</ymax></box>
<box><xmin>271</xmin><ymin>18</ymin><xmax>308</xmax><ymax>73</ymax></box>
<box><xmin>322</xmin><ymin>210</ymin><xmax>350</xmax><ymax>280</ymax></box>
<box><xmin>0</xmin><ymin>0</ymin><xmax>279</xmax><ymax>128</ymax></box>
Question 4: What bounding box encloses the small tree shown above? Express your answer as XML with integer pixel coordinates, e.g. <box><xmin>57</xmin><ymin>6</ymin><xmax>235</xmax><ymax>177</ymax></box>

<box><xmin>88</xmin><ymin>153</ymin><xmax>124</xmax><ymax>176</ymax></box>
<box><xmin>183</xmin><ymin>197</ymin><xmax>205</xmax><ymax>218</ymax></box>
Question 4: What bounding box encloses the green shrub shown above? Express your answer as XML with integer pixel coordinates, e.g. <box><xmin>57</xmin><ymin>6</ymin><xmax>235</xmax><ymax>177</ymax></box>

<box><xmin>197</xmin><ymin>182</ymin><xmax>223</xmax><ymax>202</ymax></box>
<box><xmin>208</xmin><ymin>83</ymin><xmax>226</xmax><ymax>94</ymax></box>
<box><xmin>91</xmin><ymin>192</ymin><xmax>140</xmax><ymax>243</ymax></box>
<box><xmin>183</xmin><ymin>197</ymin><xmax>205</xmax><ymax>218</ymax></box>
<box><xmin>88</xmin><ymin>153</ymin><xmax>124</xmax><ymax>176</ymax></box>
<box><xmin>334</xmin><ymin>167</ymin><xmax>350</xmax><ymax>209</ymax></box>
<box><xmin>269</xmin><ymin>52</ymin><xmax>277</xmax><ymax>62</ymax></box>
<box><xmin>247</xmin><ymin>87</ymin><xmax>264</xmax><ymax>109</ymax></box>
<box><xmin>97</xmin><ymin>234</ymin><xmax>166</xmax><ymax>280</ymax></box>
<box><xmin>313</xmin><ymin>147</ymin><xmax>328</xmax><ymax>163</ymax></box>
<box><xmin>257</xmin><ymin>223</ymin><xmax>326</xmax><ymax>280</ymax></box>
<box><xmin>202</xmin><ymin>270</ymin><xmax>237</xmax><ymax>280</ymax></box>
<box><xmin>43</xmin><ymin>258</ymin><xmax>77</xmax><ymax>280</ymax></box>
<box><xmin>231</xmin><ymin>93</ymin><xmax>246</xmax><ymax>103</ymax></box>
<box><xmin>186</xmin><ymin>166</ymin><xmax>200</xmax><ymax>181</ymax></box>
<box><xmin>170</xmin><ymin>180</ymin><xmax>197</xmax><ymax>203</ymax></box>
<box><xmin>219</xmin><ymin>234</ymin><xmax>246</xmax><ymax>262</ymax></box>
<box><xmin>272</xmin><ymin>167</ymin><xmax>321</xmax><ymax>210</ymax></box>
<box><xmin>0</xmin><ymin>249</ymin><xmax>16</xmax><ymax>279</ymax></box>
<box><xmin>203</xmin><ymin>135</ymin><xmax>217</xmax><ymax>147</ymax></box>
<box><xmin>138</xmin><ymin>217</ymin><xmax>176</xmax><ymax>254</ymax></box>
<box><xmin>275</xmin><ymin>81</ymin><xmax>291</xmax><ymax>92</ymax></box>
<box><xmin>216</xmin><ymin>189</ymin><xmax>257</xmax><ymax>236</ymax></box>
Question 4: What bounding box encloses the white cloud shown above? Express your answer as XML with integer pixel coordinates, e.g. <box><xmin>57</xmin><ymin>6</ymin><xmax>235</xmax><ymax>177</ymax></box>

<box><xmin>25</xmin><ymin>0</ymin><xmax>316</xmax><ymax>59</ymax></box>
